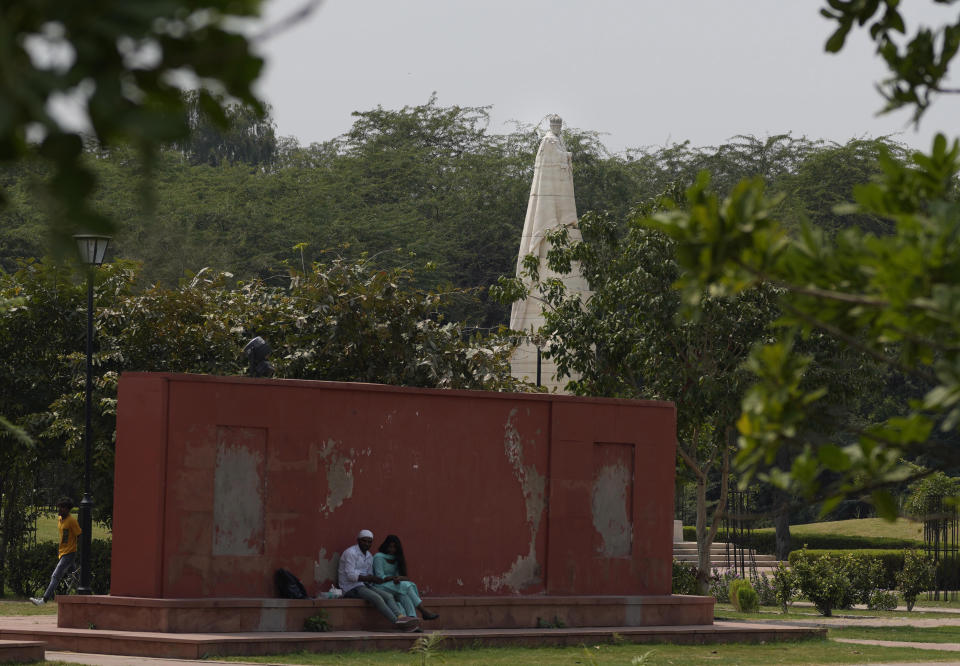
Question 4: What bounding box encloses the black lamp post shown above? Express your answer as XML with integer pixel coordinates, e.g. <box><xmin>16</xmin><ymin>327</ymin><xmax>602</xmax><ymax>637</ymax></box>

<box><xmin>74</xmin><ymin>233</ymin><xmax>111</xmax><ymax>595</ymax></box>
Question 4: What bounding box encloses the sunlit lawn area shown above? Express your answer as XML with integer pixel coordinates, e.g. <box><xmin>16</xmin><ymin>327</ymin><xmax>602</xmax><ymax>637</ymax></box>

<box><xmin>714</xmin><ymin>603</ymin><xmax>960</xmax><ymax>621</ymax></box>
<box><xmin>217</xmin><ymin>640</ymin><xmax>960</xmax><ymax>665</ymax></box>
<box><xmin>754</xmin><ymin>518</ymin><xmax>924</xmax><ymax>541</ymax></box>
<box><xmin>0</xmin><ymin>599</ymin><xmax>57</xmax><ymax>616</ymax></box>
<box><xmin>34</xmin><ymin>513</ymin><xmax>110</xmax><ymax>542</ymax></box>
<box><xmin>915</xmin><ymin>597</ymin><xmax>960</xmax><ymax>608</ymax></box>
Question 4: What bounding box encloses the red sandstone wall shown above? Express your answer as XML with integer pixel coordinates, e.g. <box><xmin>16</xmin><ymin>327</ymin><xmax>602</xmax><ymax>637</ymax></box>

<box><xmin>111</xmin><ymin>373</ymin><xmax>675</xmax><ymax>598</ymax></box>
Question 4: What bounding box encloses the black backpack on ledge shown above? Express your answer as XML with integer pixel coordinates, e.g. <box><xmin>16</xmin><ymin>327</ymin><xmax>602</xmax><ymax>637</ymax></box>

<box><xmin>275</xmin><ymin>568</ymin><xmax>308</xmax><ymax>599</ymax></box>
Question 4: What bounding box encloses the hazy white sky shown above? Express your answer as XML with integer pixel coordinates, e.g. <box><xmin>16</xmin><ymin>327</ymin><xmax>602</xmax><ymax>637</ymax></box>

<box><xmin>253</xmin><ymin>0</ymin><xmax>957</xmax><ymax>154</ymax></box>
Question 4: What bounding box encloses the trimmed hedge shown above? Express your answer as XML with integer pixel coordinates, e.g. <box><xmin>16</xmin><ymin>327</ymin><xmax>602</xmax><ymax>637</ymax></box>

<box><xmin>672</xmin><ymin>559</ymin><xmax>699</xmax><ymax>595</ymax></box>
<box><xmin>681</xmin><ymin>526</ymin><xmax>922</xmax><ymax>554</ymax></box>
<box><xmin>7</xmin><ymin>539</ymin><xmax>111</xmax><ymax>597</ymax></box>
<box><xmin>787</xmin><ymin>549</ymin><xmax>905</xmax><ymax>589</ymax></box>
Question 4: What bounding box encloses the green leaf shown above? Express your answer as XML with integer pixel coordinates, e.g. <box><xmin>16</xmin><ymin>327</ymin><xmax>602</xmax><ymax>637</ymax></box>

<box><xmin>871</xmin><ymin>490</ymin><xmax>899</xmax><ymax>521</ymax></box>
<box><xmin>817</xmin><ymin>444</ymin><xmax>852</xmax><ymax>472</ymax></box>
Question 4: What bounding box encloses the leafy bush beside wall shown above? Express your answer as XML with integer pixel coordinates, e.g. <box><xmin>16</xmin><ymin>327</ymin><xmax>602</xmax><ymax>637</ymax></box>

<box><xmin>7</xmin><ymin>539</ymin><xmax>111</xmax><ymax>597</ymax></box>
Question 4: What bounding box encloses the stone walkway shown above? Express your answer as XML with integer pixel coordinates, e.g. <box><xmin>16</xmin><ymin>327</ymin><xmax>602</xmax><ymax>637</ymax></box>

<box><xmin>834</xmin><ymin>637</ymin><xmax>960</xmax><ymax>652</ymax></box>
<box><xmin>45</xmin><ymin>653</ymin><xmax>243</xmax><ymax>665</ymax></box>
<box><xmin>24</xmin><ymin>604</ymin><xmax>960</xmax><ymax>665</ymax></box>
<box><xmin>742</xmin><ymin>604</ymin><xmax>960</xmax><ymax>664</ymax></box>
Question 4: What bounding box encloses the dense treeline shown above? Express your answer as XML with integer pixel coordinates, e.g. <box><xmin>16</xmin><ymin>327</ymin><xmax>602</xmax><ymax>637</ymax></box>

<box><xmin>0</xmin><ymin>96</ymin><xmax>902</xmax><ymax>328</ymax></box>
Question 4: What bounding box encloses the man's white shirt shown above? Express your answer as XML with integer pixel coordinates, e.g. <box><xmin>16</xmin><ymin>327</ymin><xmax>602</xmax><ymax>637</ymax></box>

<box><xmin>338</xmin><ymin>544</ymin><xmax>373</xmax><ymax>593</ymax></box>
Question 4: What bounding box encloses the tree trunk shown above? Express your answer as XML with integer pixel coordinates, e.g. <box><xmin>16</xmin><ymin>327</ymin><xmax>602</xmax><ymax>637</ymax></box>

<box><xmin>773</xmin><ymin>444</ymin><xmax>792</xmax><ymax>561</ymax></box>
<box><xmin>681</xmin><ymin>432</ymin><xmax>731</xmax><ymax>596</ymax></box>
<box><xmin>773</xmin><ymin>491</ymin><xmax>791</xmax><ymax>562</ymax></box>
<box><xmin>693</xmin><ymin>433</ymin><xmax>733</xmax><ymax>595</ymax></box>
<box><xmin>695</xmin><ymin>476</ymin><xmax>712</xmax><ymax>595</ymax></box>
<box><xmin>0</xmin><ymin>471</ymin><xmax>6</xmax><ymax>595</ymax></box>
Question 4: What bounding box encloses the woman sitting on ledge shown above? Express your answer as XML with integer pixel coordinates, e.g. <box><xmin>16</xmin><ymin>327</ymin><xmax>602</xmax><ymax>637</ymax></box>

<box><xmin>373</xmin><ymin>534</ymin><xmax>439</xmax><ymax>620</ymax></box>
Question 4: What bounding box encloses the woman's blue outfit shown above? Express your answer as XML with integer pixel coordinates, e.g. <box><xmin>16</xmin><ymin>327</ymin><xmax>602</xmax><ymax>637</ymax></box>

<box><xmin>372</xmin><ymin>552</ymin><xmax>422</xmax><ymax>617</ymax></box>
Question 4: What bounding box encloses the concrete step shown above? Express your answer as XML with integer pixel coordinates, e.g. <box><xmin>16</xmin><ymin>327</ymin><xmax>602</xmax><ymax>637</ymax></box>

<box><xmin>672</xmin><ymin>541</ymin><xmax>763</xmax><ymax>550</ymax></box>
<box><xmin>673</xmin><ymin>553</ymin><xmax>778</xmax><ymax>562</ymax></box>
<box><xmin>56</xmin><ymin>595</ymin><xmax>713</xmax><ymax>633</ymax></box>
<box><xmin>672</xmin><ymin>541</ymin><xmax>784</xmax><ymax>570</ymax></box>
<box><xmin>0</xmin><ymin>639</ymin><xmax>45</xmax><ymax>663</ymax></box>
<box><xmin>674</xmin><ymin>552</ymin><xmax>779</xmax><ymax>559</ymax></box>
<box><xmin>0</xmin><ymin>615</ymin><xmax>825</xmax><ymax>660</ymax></box>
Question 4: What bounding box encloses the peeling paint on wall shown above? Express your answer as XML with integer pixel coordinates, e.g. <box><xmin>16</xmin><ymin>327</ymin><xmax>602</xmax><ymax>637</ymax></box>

<box><xmin>482</xmin><ymin>551</ymin><xmax>543</xmax><ymax>593</ymax></box>
<box><xmin>213</xmin><ymin>427</ymin><xmax>265</xmax><ymax>556</ymax></box>
<box><xmin>317</xmin><ymin>438</ymin><xmax>369</xmax><ymax>515</ymax></box>
<box><xmin>483</xmin><ymin>408</ymin><xmax>545</xmax><ymax>592</ymax></box>
<box><xmin>592</xmin><ymin>462</ymin><xmax>633</xmax><ymax>557</ymax></box>
<box><xmin>314</xmin><ymin>547</ymin><xmax>340</xmax><ymax>585</ymax></box>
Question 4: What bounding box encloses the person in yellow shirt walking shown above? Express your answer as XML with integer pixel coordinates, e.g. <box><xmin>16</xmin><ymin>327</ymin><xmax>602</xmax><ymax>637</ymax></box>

<box><xmin>30</xmin><ymin>498</ymin><xmax>82</xmax><ymax>605</ymax></box>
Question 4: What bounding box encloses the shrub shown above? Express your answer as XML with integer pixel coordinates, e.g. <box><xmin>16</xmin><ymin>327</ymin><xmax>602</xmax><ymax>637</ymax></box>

<box><xmin>788</xmin><ymin>549</ymin><xmax>903</xmax><ymax>589</ymax></box>
<box><xmin>843</xmin><ymin>553</ymin><xmax>888</xmax><ymax>606</ymax></box>
<box><xmin>671</xmin><ymin>560</ymin><xmax>699</xmax><ymax>595</ymax></box>
<box><xmin>904</xmin><ymin>472</ymin><xmax>960</xmax><ymax>519</ymax></box>
<box><xmin>303</xmin><ymin>610</ymin><xmax>331</xmax><ymax>632</ymax></box>
<box><xmin>868</xmin><ymin>589</ymin><xmax>899</xmax><ymax>611</ymax></box>
<box><xmin>710</xmin><ymin>569</ymin><xmax>739</xmax><ymax>603</ymax></box>
<box><xmin>772</xmin><ymin>563</ymin><xmax>797</xmax><ymax>613</ymax></box>
<box><xmin>791</xmin><ymin>551</ymin><xmax>853</xmax><ymax>616</ymax></box>
<box><xmin>736</xmin><ymin>583</ymin><xmax>759</xmax><ymax>613</ymax></box>
<box><xmin>7</xmin><ymin>542</ymin><xmax>54</xmax><ymax>598</ymax></box>
<box><xmin>749</xmin><ymin>570</ymin><xmax>777</xmax><ymax>606</ymax></box>
<box><xmin>7</xmin><ymin>539</ymin><xmax>111</xmax><ymax>597</ymax></box>
<box><xmin>728</xmin><ymin>579</ymin><xmax>751</xmax><ymax>612</ymax></box>
<box><xmin>897</xmin><ymin>550</ymin><xmax>935</xmax><ymax>611</ymax></box>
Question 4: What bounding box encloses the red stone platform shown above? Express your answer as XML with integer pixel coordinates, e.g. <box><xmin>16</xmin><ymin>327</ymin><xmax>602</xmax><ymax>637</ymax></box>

<box><xmin>0</xmin><ymin>639</ymin><xmax>45</xmax><ymax>663</ymax></box>
<box><xmin>56</xmin><ymin>595</ymin><xmax>714</xmax><ymax>633</ymax></box>
<box><xmin>0</xmin><ymin>614</ymin><xmax>825</xmax><ymax>660</ymax></box>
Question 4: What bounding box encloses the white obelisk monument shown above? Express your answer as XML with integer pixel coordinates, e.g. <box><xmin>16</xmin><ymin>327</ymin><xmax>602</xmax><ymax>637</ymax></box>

<box><xmin>509</xmin><ymin>115</ymin><xmax>590</xmax><ymax>392</ymax></box>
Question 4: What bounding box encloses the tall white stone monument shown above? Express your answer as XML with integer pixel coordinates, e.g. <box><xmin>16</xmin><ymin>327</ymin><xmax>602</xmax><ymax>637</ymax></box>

<box><xmin>509</xmin><ymin>116</ymin><xmax>591</xmax><ymax>392</ymax></box>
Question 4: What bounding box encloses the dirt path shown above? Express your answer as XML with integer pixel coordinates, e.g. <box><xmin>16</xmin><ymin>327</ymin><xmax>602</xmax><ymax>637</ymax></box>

<box><xmin>834</xmin><ymin>637</ymin><xmax>960</xmax><ymax>652</ymax></box>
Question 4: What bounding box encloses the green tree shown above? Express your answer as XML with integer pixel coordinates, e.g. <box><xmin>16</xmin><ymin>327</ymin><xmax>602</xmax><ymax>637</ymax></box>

<box><xmin>639</xmin><ymin>0</ymin><xmax>960</xmax><ymax>511</ymax></box>
<box><xmin>897</xmin><ymin>550</ymin><xmax>936</xmax><ymax>611</ymax></box>
<box><xmin>904</xmin><ymin>469</ymin><xmax>960</xmax><ymax>519</ymax></box>
<box><xmin>0</xmin><ymin>260</ymin><xmax>131</xmax><ymax>591</ymax></box>
<box><xmin>173</xmin><ymin>92</ymin><xmax>279</xmax><ymax>168</ymax></box>
<box><xmin>0</xmin><ymin>0</ymin><xmax>267</xmax><ymax>253</ymax></box>
<box><xmin>777</xmin><ymin>138</ymin><xmax>906</xmax><ymax>236</ymax></box>
<box><xmin>649</xmin><ymin>136</ymin><xmax>960</xmax><ymax>513</ymax></box>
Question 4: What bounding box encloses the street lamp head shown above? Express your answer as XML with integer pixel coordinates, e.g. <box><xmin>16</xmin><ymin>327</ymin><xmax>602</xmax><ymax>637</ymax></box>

<box><xmin>243</xmin><ymin>336</ymin><xmax>275</xmax><ymax>378</ymax></box>
<box><xmin>73</xmin><ymin>234</ymin><xmax>112</xmax><ymax>266</ymax></box>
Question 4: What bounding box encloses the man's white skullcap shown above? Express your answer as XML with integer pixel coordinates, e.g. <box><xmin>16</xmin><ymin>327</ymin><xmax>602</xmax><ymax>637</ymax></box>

<box><xmin>358</xmin><ymin>529</ymin><xmax>374</xmax><ymax>539</ymax></box>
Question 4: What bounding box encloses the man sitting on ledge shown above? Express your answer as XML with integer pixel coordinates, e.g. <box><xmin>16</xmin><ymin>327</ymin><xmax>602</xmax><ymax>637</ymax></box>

<box><xmin>338</xmin><ymin>529</ymin><xmax>420</xmax><ymax>632</ymax></box>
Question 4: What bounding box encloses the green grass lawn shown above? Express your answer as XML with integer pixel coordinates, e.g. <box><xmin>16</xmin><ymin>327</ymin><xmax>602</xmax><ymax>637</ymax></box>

<box><xmin>216</xmin><ymin>640</ymin><xmax>960</xmax><ymax>664</ymax></box>
<box><xmin>760</xmin><ymin>517</ymin><xmax>924</xmax><ymax>541</ymax></box>
<box><xmin>34</xmin><ymin>512</ymin><xmax>110</xmax><ymax>542</ymax></box>
<box><xmin>915</xmin><ymin>597</ymin><xmax>960</xmax><ymax>608</ymax></box>
<box><xmin>0</xmin><ymin>600</ymin><xmax>57</xmax><ymax>616</ymax></box>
